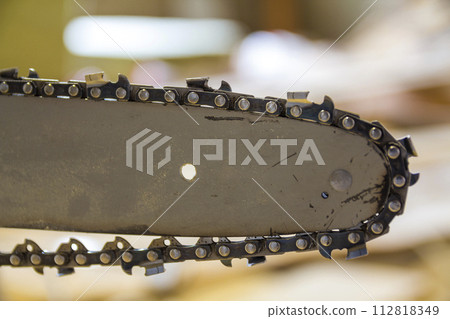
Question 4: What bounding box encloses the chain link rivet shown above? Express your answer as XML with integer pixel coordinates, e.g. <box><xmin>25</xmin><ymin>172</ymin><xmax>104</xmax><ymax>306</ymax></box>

<box><xmin>138</xmin><ymin>89</ymin><xmax>149</xmax><ymax>101</ymax></box>
<box><xmin>318</xmin><ymin>110</ymin><xmax>330</xmax><ymax>122</ymax></box>
<box><xmin>122</xmin><ymin>251</ymin><xmax>133</xmax><ymax>263</ymax></box>
<box><xmin>44</xmin><ymin>83</ymin><xmax>54</xmax><ymax>96</ymax></box>
<box><xmin>218</xmin><ymin>245</ymin><xmax>230</xmax><ymax>257</ymax></box>
<box><xmin>342</xmin><ymin>116</ymin><xmax>355</xmax><ymax>130</ymax></box>
<box><xmin>164</xmin><ymin>90</ymin><xmax>176</xmax><ymax>102</ymax></box>
<box><xmin>388</xmin><ymin>199</ymin><xmax>402</xmax><ymax>213</ymax></box>
<box><xmin>266</xmin><ymin>101</ymin><xmax>277</xmax><ymax>114</ymax></box>
<box><xmin>268</xmin><ymin>241</ymin><xmax>281</xmax><ymax>253</ymax></box>
<box><xmin>388</xmin><ymin>146</ymin><xmax>400</xmax><ymax>159</ymax></box>
<box><xmin>116</xmin><ymin>87</ymin><xmax>127</xmax><ymax>99</ymax></box>
<box><xmin>30</xmin><ymin>254</ymin><xmax>41</xmax><ymax>265</ymax></box>
<box><xmin>393</xmin><ymin>175</ymin><xmax>406</xmax><ymax>188</ymax></box>
<box><xmin>245</xmin><ymin>243</ymin><xmax>257</xmax><ymax>254</ymax></box>
<box><xmin>90</xmin><ymin>87</ymin><xmax>101</xmax><ymax>99</ymax></box>
<box><xmin>0</xmin><ymin>81</ymin><xmax>9</xmax><ymax>94</ymax></box>
<box><xmin>238</xmin><ymin>98</ymin><xmax>250</xmax><ymax>111</ymax></box>
<box><xmin>371</xmin><ymin>222</ymin><xmax>384</xmax><ymax>235</ymax></box>
<box><xmin>23</xmin><ymin>82</ymin><xmax>33</xmax><ymax>95</ymax></box>
<box><xmin>320</xmin><ymin>235</ymin><xmax>332</xmax><ymax>246</ymax></box>
<box><xmin>75</xmin><ymin>254</ymin><xmax>87</xmax><ymax>265</ymax></box>
<box><xmin>147</xmin><ymin>250</ymin><xmax>158</xmax><ymax>262</ymax></box>
<box><xmin>290</xmin><ymin>105</ymin><xmax>302</xmax><ymax>118</ymax></box>
<box><xmin>369</xmin><ymin>127</ymin><xmax>382</xmax><ymax>140</ymax></box>
<box><xmin>296</xmin><ymin>238</ymin><xmax>308</xmax><ymax>250</ymax></box>
<box><xmin>195</xmin><ymin>247</ymin><xmax>207</xmax><ymax>259</ymax></box>
<box><xmin>68</xmin><ymin>84</ymin><xmax>79</xmax><ymax>97</ymax></box>
<box><xmin>214</xmin><ymin>95</ymin><xmax>226</xmax><ymax>107</ymax></box>
<box><xmin>54</xmin><ymin>254</ymin><xmax>66</xmax><ymax>266</ymax></box>
<box><xmin>100</xmin><ymin>252</ymin><xmax>112</xmax><ymax>264</ymax></box>
<box><xmin>10</xmin><ymin>254</ymin><xmax>21</xmax><ymax>266</ymax></box>
<box><xmin>187</xmin><ymin>92</ymin><xmax>199</xmax><ymax>104</ymax></box>
<box><xmin>169</xmin><ymin>248</ymin><xmax>181</xmax><ymax>260</ymax></box>
<box><xmin>348</xmin><ymin>233</ymin><xmax>360</xmax><ymax>244</ymax></box>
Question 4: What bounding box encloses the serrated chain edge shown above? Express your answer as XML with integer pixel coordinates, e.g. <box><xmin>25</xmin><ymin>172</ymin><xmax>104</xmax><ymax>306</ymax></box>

<box><xmin>0</xmin><ymin>69</ymin><xmax>418</xmax><ymax>275</ymax></box>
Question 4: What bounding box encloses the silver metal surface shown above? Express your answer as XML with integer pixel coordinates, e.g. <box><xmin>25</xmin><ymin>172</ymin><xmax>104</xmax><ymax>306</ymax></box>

<box><xmin>388</xmin><ymin>145</ymin><xmax>400</xmax><ymax>159</ymax></box>
<box><xmin>100</xmin><ymin>253</ymin><xmax>112</xmax><ymax>264</ymax></box>
<box><xmin>218</xmin><ymin>245</ymin><xmax>230</xmax><ymax>257</ymax></box>
<box><xmin>290</xmin><ymin>105</ymin><xmax>302</xmax><ymax>117</ymax></box>
<box><xmin>296</xmin><ymin>238</ymin><xmax>308</xmax><ymax>250</ymax></box>
<box><xmin>116</xmin><ymin>87</ymin><xmax>127</xmax><ymax>99</ymax></box>
<box><xmin>138</xmin><ymin>89</ymin><xmax>149</xmax><ymax>101</ymax></box>
<box><xmin>265</xmin><ymin>101</ymin><xmax>277</xmax><ymax>114</ymax></box>
<box><xmin>68</xmin><ymin>84</ymin><xmax>79</xmax><ymax>97</ymax></box>
<box><xmin>147</xmin><ymin>250</ymin><xmax>158</xmax><ymax>262</ymax></box>
<box><xmin>44</xmin><ymin>84</ymin><xmax>54</xmax><ymax>96</ymax></box>
<box><xmin>54</xmin><ymin>254</ymin><xmax>66</xmax><ymax>266</ymax></box>
<box><xmin>23</xmin><ymin>82</ymin><xmax>33</xmax><ymax>95</ymax></box>
<box><xmin>187</xmin><ymin>92</ymin><xmax>199</xmax><ymax>104</ymax></box>
<box><xmin>90</xmin><ymin>87</ymin><xmax>101</xmax><ymax>99</ymax></box>
<box><xmin>268</xmin><ymin>241</ymin><xmax>280</xmax><ymax>252</ymax></box>
<box><xmin>388</xmin><ymin>200</ymin><xmax>402</xmax><ymax>213</ymax></box>
<box><xmin>75</xmin><ymin>254</ymin><xmax>87</xmax><ymax>265</ymax></box>
<box><xmin>238</xmin><ymin>98</ymin><xmax>250</xmax><ymax>110</ymax></box>
<box><xmin>214</xmin><ymin>95</ymin><xmax>226</xmax><ymax>107</ymax></box>
<box><xmin>164</xmin><ymin>90</ymin><xmax>175</xmax><ymax>103</ymax></box>
<box><xmin>0</xmin><ymin>81</ymin><xmax>8</xmax><ymax>94</ymax></box>
<box><xmin>30</xmin><ymin>254</ymin><xmax>41</xmax><ymax>265</ymax></box>
<box><xmin>169</xmin><ymin>248</ymin><xmax>181</xmax><ymax>260</ymax></box>
<box><xmin>318</xmin><ymin>110</ymin><xmax>330</xmax><ymax>122</ymax></box>
<box><xmin>320</xmin><ymin>235</ymin><xmax>332</xmax><ymax>246</ymax></box>
<box><xmin>329</xmin><ymin>169</ymin><xmax>352</xmax><ymax>192</ymax></box>
<box><xmin>245</xmin><ymin>243</ymin><xmax>257</xmax><ymax>254</ymax></box>
<box><xmin>347</xmin><ymin>232</ymin><xmax>360</xmax><ymax>244</ymax></box>
<box><xmin>393</xmin><ymin>175</ymin><xmax>406</xmax><ymax>188</ymax></box>
<box><xmin>369</xmin><ymin>127</ymin><xmax>382</xmax><ymax>140</ymax></box>
<box><xmin>9</xmin><ymin>255</ymin><xmax>20</xmax><ymax>266</ymax></box>
<box><xmin>122</xmin><ymin>251</ymin><xmax>133</xmax><ymax>263</ymax></box>
<box><xmin>195</xmin><ymin>247</ymin><xmax>207</xmax><ymax>258</ymax></box>
<box><xmin>371</xmin><ymin>222</ymin><xmax>383</xmax><ymax>234</ymax></box>
<box><xmin>342</xmin><ymin>116</ymin><xmax>355</xmax><ymax>130</ymax></box>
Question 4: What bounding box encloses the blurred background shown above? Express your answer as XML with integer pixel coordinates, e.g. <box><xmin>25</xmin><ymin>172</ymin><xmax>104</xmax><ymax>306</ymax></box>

<box><xmin>0</xmin><ymin>0</ymin><xmax>449</xmax><ymax>300</ymax></box>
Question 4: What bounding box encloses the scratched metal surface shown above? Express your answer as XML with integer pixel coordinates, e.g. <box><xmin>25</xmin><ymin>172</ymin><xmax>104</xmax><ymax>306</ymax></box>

<box><xmin>0</xmin><ymin>95</ymin><xmax>388</xmax><ymax>236</ymax></box>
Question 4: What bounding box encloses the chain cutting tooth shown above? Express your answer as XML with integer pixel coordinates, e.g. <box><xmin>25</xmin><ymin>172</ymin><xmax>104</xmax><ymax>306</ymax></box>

<box><xmin>0</xmin><ymin>67</ymin><xmax>19</xmax><ymax>79</ymax></box>
<box><xmin>220</xmin><ymin>259</ymin><xmax>232</xmax><ymax>267</ymax></box>
<box><xmin>27</xmin><ymin>68</ymin><xmax>39</xmax><ymax>78</ymax></box>
<box><xmin>57</xmin><ymin>268</ymin><xmax>75</xmax><ymax>276</ymax></box>
<box><xmin>145</xmin><ymin>262</ymin><xmax>165</xmax><ymax>276</ymax></box>
<box><xmin>247</xmin><ymin>256</ymin><xmax>266</xmax><ymax>267</ymax></box>
<box><xmin>218</xmin><ymin>80</ymin><xmax>232</xmax><ymax>92</ymax></box>
<box><xmin>346</xmin><ymin>243</ymin><xmax>368</xmax><ymax>260</ymax></box>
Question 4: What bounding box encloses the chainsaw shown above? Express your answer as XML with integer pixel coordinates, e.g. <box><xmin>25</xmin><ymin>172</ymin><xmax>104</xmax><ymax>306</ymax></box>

<box><xmin>0</xmin><ymin>67</ymin><xmax>419</xmax><ymax>276</ymax></box>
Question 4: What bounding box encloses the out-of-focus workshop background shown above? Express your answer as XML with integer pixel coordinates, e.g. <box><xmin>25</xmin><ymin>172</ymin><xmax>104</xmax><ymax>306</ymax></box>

<box><xmin>0</xmin><ymin>0</ymin><xmax>449</xmax><ymax>300</ymax></box>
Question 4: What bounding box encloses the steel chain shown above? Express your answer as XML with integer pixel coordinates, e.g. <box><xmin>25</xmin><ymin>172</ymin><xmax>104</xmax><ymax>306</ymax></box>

<box><xmin>0</xmin><ymin>68</ymin><xmax>419</xmax><ymax>275</ymax></box>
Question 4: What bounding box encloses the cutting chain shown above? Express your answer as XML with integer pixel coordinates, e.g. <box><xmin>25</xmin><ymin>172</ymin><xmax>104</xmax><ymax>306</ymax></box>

<box><xmin>0</xmin><ymin>68</ymin><xmax>419</xmax><ymax>276</ymax></box>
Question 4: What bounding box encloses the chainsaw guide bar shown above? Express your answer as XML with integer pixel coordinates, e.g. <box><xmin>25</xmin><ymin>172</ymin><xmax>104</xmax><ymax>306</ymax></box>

<box><xmin>0</xmin><ymin>68</ymin><xmax>418</xmax><ymax>276</ymax></box>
